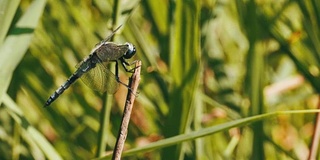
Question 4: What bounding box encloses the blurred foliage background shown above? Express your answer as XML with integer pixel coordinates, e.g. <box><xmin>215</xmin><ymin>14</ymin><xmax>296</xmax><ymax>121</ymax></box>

<box><xmin>0</xmin><ymin>0</ymin><xmax>319</xmax><ymax>159</ymax></box>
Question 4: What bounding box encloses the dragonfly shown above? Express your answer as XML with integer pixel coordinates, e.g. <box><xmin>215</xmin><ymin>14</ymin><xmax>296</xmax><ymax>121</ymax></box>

<box><xmin>44</xmin><ymin>25</ymin><xmax>136</xmax><ymax>107</ymax></box>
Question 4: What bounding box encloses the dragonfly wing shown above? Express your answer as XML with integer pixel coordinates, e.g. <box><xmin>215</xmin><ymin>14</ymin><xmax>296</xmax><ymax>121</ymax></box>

<box><xmin>80</xmin><ymin>63</ymin><xmax>119</xmax><ymax>94</ymax></box>
<box><xmin>95</xmin><ymin>42</ymin><xmax>131</xmax><ymax>61</ymax></box>
<box><xmin>95</xmin><ymin>25</ymin><xmax>123</xmax><ymax>46</ymax></box>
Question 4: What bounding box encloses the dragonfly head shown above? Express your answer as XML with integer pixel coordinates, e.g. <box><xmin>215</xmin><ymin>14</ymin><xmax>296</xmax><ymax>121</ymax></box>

<box><xmin>123</xmin><ymin>42</ymin><xmax>136</xmax><ymax>59</ymax></box>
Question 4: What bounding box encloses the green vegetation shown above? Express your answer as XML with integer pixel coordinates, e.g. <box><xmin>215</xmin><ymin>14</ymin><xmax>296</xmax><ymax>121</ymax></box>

<box><xmin>0</xmin><ymin>0</ymin><xmax>319</xmax><ymax>159</ymax></box>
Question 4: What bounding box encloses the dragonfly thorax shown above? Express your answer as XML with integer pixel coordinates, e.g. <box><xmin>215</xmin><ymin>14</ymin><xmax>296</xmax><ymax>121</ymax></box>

<box><xmin>123</xmin><ymin>42</ymin><xmax>136</xmax><ymax>59</ymax></box>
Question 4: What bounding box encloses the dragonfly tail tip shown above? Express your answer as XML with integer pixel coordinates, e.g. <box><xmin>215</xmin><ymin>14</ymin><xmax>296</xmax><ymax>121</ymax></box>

<box><xmin>43</xmin><ymin>103</ymin><xmax>49</xmax><ymax>108</ymax></box>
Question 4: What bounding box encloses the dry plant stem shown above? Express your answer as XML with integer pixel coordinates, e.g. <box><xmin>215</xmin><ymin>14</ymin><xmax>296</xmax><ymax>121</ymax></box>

<box><xmin>112</xmin><ymin>60</ymin><xmax>141</xmax><ymax>160</ymax></box>
<box><xmin>308</xmin><ymin>95</ymin><xmax>320</xmax><ymax>160</ymax></box>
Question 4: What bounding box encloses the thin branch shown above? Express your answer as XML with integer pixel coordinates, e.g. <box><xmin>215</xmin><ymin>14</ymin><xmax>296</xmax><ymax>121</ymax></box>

<box><xmin>308</xmin><ymin>95</ymin><xmax>320</xmax><ymax>160</ymax></box>
<box><xmin>112</xmin><ymin>60</ymin><xmax>141</xmax><ymax>160</ymax></box>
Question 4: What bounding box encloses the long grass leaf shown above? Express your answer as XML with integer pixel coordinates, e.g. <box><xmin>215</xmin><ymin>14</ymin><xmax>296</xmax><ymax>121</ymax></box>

<box><xmin>3</xmin><ymin>93</ymin><xmax>62</xmax><ymax>160</ymax></box>
<box><xmin>0</xmin><ymin>0</ymin><xmax>46</xmax><ymax>105</ymax></box>
<box><xmin>163</xmin><ymin>0</ymin><xmax>201</xmax><ymax>159</ymax></box>
<box><xmin>0</xmin><ymin>0</ymin><xmax>20</xmax><ymax>43</ymax></box>
<box><xmin>95</xmin><ymin>109</ymin><xmax>320</xmax><ymax>159</ymax></box>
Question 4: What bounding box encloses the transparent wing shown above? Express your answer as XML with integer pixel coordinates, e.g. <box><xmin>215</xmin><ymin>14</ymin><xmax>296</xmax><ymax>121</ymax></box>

<box><xmin>96</xmin><ymin>43</ymin><xmax>130</xmax><ymax>61</ymax></box>
<box><xmin>78</xmin><ymin>63</ymin><xmax>119</xmax><ymax>94</ymax></box>
<box><xmin>95</xmin><ymin>25</ymin><xmax>123</xmax><ymax>46</ymax></box>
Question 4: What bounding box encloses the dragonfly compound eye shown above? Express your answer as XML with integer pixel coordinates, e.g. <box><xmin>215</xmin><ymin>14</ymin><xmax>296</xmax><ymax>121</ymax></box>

<box><xmin>123</xmin><ymin>42</ymin><xmax>136</xmax><ymax>59</ymax></box>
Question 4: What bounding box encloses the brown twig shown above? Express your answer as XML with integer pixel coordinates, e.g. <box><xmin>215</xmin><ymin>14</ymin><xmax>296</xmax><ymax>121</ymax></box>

<box><xmin>308</xmin><ymin>95</ymin><xmax>320</xmax><ymax>160</ymax></box>
<box><xmin>112</xmin><ymin>60</ymin><xmax>141</xmax><ymax>160</ymax></box>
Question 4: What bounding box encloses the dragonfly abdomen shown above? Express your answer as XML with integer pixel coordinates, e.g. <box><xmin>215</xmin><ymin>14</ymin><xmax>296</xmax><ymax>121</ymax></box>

<box><xmin>44</xmin><ymin>55</ymin><xmax>99</xmax><ymax>107</ymax></box>
<box><xmin>44</xmin><ymin>72</ymin><xmax>81</xmax><ymax>107</ymax></box>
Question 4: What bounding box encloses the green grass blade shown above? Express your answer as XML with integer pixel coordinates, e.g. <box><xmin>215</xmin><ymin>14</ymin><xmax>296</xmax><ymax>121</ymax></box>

<box><xmin>0</xmin><ymin>0</ymin><xmax>20</xmax><ymax>43</ymax></box>
<box><xmin>238</xmin><ymin>1</ymin><xmax>268</xmax><ymax>159</ymax></box>
<box><xmin>0</xmin><ymin>0</ymin><xmax>47</xmax><ymax>105</ymax></box>
<box><xmin>95</xmin><ymin>0</ymin><xmax>120</xmax><ymax>157</ymax></box>
<box><xmin>3</xmin><ymin>93</ymin><xmax>62</xmax><ymax>160</ymax></box>
<box><xmin>163</xmin><ymin>0</ymin><xmax>201</xmax><ymax>158</ymax></box>
<box><xmin>95</xmin><ymin>109</ymin><xmax>320</xmax><ymax>159</ymax></box>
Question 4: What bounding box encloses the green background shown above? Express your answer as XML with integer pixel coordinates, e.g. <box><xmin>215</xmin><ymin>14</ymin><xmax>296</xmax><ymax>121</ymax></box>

<box><xmin>0</xmin><ymin>0</ymin><xmax>319</xmax><ymax>159</ymax></box>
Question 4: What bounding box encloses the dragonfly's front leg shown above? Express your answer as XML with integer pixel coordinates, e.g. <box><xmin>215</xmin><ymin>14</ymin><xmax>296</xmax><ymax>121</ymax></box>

<box><xmin>115</xmin><ymin>59</ymin><xmax>139</xmax><ymax>96</ymax></box>
<box><xmin>119</xmin><ymin>57</ymin><xmax>139</xmax><ymax>73</ymax></box>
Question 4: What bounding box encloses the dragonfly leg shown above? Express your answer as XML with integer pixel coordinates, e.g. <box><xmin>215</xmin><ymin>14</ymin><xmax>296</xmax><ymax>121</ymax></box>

<box><xmin>115</xmin><ymin>60</ymin><xmax>128</xmax><ymax>84</ymax></box>
<box><xmin>115</xmin><ymin>59</ymin><xmax>139</xmax><ymax>96</ymax></box>
<box><xmin>115</xmin><ymin>60</ymin><xmax>120</xmax><ymax>79</ymax></box>
<box><xmin>114</xmin><ymin>60</ymin><xmax>128</xmax><ymax>86</ymax></box>
<box><xmin>120</xmin><ymin>58</ymin><xmax>140</xmax><ymax>73</ymax></box>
